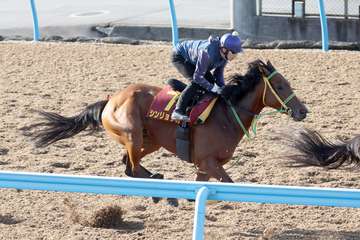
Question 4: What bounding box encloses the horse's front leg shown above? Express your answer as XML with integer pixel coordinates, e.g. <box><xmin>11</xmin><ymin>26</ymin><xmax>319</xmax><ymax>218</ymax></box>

<box><xmin>195</xmin><ymin>171</ymin><xmax>210</xmax><ymax>181</ymax></box>
<box><xmin>198</xmin><ymin>158</ymin><xmax>234</xmax><ymax>183</ymax></box>
<box><xmin>186</xmin><ymin>171</ymin><xmax>211</xmax><ymax>202</ymax></box>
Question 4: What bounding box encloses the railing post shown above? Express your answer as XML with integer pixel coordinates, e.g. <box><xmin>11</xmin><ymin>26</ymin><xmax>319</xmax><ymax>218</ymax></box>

<box><xmin>344</xmin><ymin>0</ymin><xmax>349</xmax><ymax>19</ymax></box>
<box><xmin>318</xmin><ymin>0</ymin><xmax>329</xmax><ymax>51</ymax></box>
<box><xmin>29</xmin><ymin>0</ymin><xmax>40</xmax><ymax>41</ymax></box>
<box><xmin>168</xmin><ymin>0</ymin><xmax>179</xmax><ymax>47</ymax></box>
<box><xmin>192</xmin><ymin>186</ymin><xmax>209</xmax><ymax>240</ymax></box>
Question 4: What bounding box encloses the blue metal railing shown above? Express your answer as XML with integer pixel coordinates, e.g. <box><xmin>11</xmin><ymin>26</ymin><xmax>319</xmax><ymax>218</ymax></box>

<box><xmin>318</xmin><ymin>0</ymin><xmax>329</xmax><ymax>51</ymax></box>
<box><xmin>28</xmin><ymin>0</ymin><xmax>329</xmax><ymax>51</ymax></box>
<box><xmin>27</xmin><ymin>0</ymin><xmax>180</xmax><ymax>45</ymax></box>
<box><xmin>29</xmin><ymin>0</ymin><xmax>40</xmax><ymax>41</ymax></box>
<box><xmin>1</xmin><ymin>171</ymin><xmax>360</xmax><ymax>240</ymax></box>
<box><xmin>168</xmin><ymin>0</ymin><xmax>179</xmax><ymax>47</ymax></box>
<box><xmin>193</xmin><ymin>186</ymin><xmax>209</xmax><ymax>240</ymax></box>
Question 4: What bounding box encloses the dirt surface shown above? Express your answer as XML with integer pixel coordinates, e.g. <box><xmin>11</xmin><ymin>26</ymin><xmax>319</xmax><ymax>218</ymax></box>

<box><xmin>1</xmin><ymin>42</ymin><xmax>360</xmax><ymax>240</ymax></box>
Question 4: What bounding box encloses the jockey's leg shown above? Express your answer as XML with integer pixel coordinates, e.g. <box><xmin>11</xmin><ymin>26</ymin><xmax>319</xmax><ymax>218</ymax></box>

<box><xmin>171</xmin><ymin>83</ymin><xmax>202</xmax><ymax>121</ymax></box>
<box><xmin>171</xmin><ymin>51</ymin><xmax>195</xmax><ymax>81</ymax></box>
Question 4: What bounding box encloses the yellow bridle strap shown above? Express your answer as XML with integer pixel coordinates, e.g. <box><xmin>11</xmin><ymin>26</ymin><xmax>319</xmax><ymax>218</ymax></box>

<box><xmin>262</xmin><ymin>71</ymin><xmax>294</xmax><ymax>112</ymax></box>
<box><xmin>226</xmin><ymin>70</ymin><xmax>296</xmax><ymax>139</ymax></box>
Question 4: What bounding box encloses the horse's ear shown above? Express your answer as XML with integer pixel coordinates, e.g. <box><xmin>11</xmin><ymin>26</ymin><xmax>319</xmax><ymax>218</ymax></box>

<box><xmin>266</xmin><ymin>60</ymin><xmax>276</xmax><ymax>72</ymax></box>
<box><xmin>249</xmin><ymin>59</ymin><xmax>263</xmax><ymax>69</ymax></box>
<box><xmin>257</xmin><ymin>59</ymin><xmax>266</xmax><ymax>67</ymax></box>
<box><xmin>266</xmin><ymin>60</ymin><xmax>274</xmax><ymax>69</ymax></box>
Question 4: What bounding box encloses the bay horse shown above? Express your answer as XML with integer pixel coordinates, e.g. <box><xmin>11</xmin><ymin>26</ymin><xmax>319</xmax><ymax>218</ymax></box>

<box><xmin>284</xmin><ymin>128</ymin><xmax>360</xmax><ymax>169</ymax></box>
<box><xmin>27</xmin><ymin>59</ymin><xmax>308</xmax><ymax>188</ymax></box>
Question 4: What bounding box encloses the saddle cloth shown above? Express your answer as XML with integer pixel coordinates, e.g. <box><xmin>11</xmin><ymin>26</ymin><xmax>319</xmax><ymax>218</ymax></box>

<box><xmin>147</xmin><ymin>85</ymin><xmax>218</xmax><ymax>125</ymax></box>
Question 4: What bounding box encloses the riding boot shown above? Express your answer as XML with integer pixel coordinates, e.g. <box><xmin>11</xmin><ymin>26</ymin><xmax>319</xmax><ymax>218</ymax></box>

<box><xmin>171</xmin><ymin>83</ymin><xmax>199</xmax><ymax>122</ymax></box>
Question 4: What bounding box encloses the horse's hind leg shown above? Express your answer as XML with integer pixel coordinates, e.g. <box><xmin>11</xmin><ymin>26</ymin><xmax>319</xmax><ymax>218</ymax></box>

<box><xmin>121</xmin><ymin>152</ymin><xmax>133</xmax><ymax>177</ymax></box>
<box><xmin>106</xmin><ymin>127</ymin><xmax>147</xmax><ymax>178</ymax></box>
<box><xmin>121</xmin><ymin>151</ymin><xmax>152</xmax><ymax>178</ymax></box>
<box><xmin>126</xmin><ymin>140</ymin><xmax>146</xmax><ymax>178</ymax></box>
<box><xmin>121</xmin><ymin>143</ymin><xmax>177</xmax><ymax>205</ymax></box>
<box><xmin>120</xmin><ymin>122</ymin><xmax>150</xmax><ymax>178</ymax></box>
<box><xmin>121</xmin><ymin>143</ymin><xmax>161</xmax><ymax>178</ymax></box>
<box><xmin>138</xmin><ymin>144</ymin><xmax>178</xmax><ymax>205</ymax></box>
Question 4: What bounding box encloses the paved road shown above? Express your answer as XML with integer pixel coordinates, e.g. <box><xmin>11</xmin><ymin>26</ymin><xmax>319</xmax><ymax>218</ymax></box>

<box><xmin>1</xmin><ymin>0</ymin><xmax>357</xmax><ymax>28</ymax></box>
<box><xmin>0</xmin><ymin>0</ymin><xmax>230</xmax><ymax>30</ymax></box>
<box><xmin>0</xmin><ymin>0</ymin><xmax>358</xmax><ymax>38</ymax></box>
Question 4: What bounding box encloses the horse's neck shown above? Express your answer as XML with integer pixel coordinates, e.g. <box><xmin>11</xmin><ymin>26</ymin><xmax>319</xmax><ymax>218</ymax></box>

<box><xmin>231</xmin><ymin>87</ymin><xmax>265</xmax><ymax>136</ymax></box>
<box><xmin>238</xmin><ymin>88</ymin><xmax>264</xmax><ymax>118</ymax></box>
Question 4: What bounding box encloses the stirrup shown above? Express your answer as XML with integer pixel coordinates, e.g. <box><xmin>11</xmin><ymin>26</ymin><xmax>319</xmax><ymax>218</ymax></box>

<box><xmin>171</xmin><ymin>111</ymin><xmax>190</xmax><ymax>122</ymax></box>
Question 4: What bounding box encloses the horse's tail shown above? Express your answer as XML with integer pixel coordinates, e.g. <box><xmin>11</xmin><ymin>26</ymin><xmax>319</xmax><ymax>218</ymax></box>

<box><xmin>29</xmin><ymin>100</ymin><xmax>108</xmax><ymax>147</ymax></box>
<box><xmin>285</xmin><ymin>128</ymin><xmax>360</xmax><ymax>169</ymax></box>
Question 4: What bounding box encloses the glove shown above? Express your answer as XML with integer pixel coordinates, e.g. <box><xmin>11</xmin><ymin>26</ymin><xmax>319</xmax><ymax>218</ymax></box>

<box><xmin>211</xmin><ymin>83</ymin><xmax>222</xmax><ymax>95</ymax></box>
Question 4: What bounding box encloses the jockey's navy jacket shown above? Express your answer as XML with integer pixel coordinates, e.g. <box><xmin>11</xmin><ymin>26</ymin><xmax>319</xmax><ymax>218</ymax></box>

<box><xmin>174</xmin><ymin>36</ymin><xmax>227</xmax><ymax>91</ymax></box>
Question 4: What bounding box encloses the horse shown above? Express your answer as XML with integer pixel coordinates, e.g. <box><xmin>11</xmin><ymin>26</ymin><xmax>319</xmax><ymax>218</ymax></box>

<box><xmin>284</xmin><ymin>128</ymin><xmax>360</xmax><ymax>169</ymax></box>
<box><xmin>26</xmin><ymin>59</ymin><xmax>308</xmax><ymax>199</ymax></box>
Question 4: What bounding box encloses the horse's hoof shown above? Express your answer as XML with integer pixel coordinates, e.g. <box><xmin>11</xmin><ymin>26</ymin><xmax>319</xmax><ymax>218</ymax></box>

<box><xmin>152</xmin><ymin>197</ymin><xmax>162</xmax><ymax>203</ymax></box>
<box><xmin>124</xmin><ymin>169</ymin><xmax>133</xmax><ymax>177</ymax></box>
<box><xmin>167</xmin><ymin>198</ymin><xmax>179</xmax><ymax>207</ymax></box>
<box><xmin>150</xmin><ymin>173</ymin><xmax>164</xmax><ymax>179</ymax></box>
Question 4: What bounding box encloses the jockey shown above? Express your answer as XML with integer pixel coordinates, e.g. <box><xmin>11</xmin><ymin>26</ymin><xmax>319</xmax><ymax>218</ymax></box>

<box><xmin>171</xmin><ymin>31</ymin><xmax>243</xmax><ymax>122</ymax></box>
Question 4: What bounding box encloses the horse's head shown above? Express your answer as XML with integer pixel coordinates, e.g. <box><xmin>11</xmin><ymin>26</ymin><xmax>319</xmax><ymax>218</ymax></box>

<box><xmin>249</xmin><ymin>59</ymin><xmax>308</xmax><ymax>121</ymax></box>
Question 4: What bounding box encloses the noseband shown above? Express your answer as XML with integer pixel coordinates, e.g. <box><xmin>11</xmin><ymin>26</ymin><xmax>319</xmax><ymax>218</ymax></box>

<box><xmin>262</xmin><ymin>70</ymin><xmax>295</xmax><ymax>115</ymax></box>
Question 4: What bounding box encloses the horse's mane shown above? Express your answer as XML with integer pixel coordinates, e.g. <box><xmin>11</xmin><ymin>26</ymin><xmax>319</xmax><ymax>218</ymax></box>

<box><xmin>222</xmin><ymin>59</ymin><xmax>274</xmax><ymax>104</ymax></box>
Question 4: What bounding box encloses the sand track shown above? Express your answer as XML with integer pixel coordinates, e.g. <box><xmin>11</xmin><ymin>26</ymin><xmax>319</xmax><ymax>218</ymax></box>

<box><xmin>1</xmin><ymin>42</ymin><xmax>360</xmax><ymax>240</ymax></box>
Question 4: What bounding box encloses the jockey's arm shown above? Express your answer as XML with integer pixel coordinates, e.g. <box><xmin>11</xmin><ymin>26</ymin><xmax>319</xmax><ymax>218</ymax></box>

<box><xmin>213</xmin><ymin>65</ymin><xmax>226</xmax><ymax>87</ymax></box>
<box><xmin>193</xmin><ymin>50</ymin><xmax>213</xmax><ymax>91</ymax></box>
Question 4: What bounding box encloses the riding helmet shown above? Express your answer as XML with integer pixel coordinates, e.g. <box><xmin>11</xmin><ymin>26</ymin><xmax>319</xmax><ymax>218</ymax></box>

<box><xmin>220</xmin><ymin>31</ymin><xmax>243</xmax><ymax>53</ymax></box>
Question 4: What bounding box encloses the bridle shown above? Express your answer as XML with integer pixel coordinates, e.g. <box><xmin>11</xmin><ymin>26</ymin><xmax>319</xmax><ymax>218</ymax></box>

<box><xmin>225</xmin><ymin>66</ymin><xmax>296</xmax><ymax>139</ymax></box>
<box><xmin>262</xmin><ymin>70</ymin><xmax>295</xmax><ymax>116</ymax></box>
<box><xmin>221</xmin><ymin>65</ymin><xmax>298</xmax><ymax>172</ymax></box>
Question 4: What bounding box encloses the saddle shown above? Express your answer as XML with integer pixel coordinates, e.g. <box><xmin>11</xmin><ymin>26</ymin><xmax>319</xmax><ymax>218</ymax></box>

<box><xmin>147</xmin><ymin>79</ymin><xmax>218</xmax><ymax>125</ymax></box>
<box><xmin>147</xmin><ymin>79</ymin><xmax>219</xmax><ymax>162</ymax></box>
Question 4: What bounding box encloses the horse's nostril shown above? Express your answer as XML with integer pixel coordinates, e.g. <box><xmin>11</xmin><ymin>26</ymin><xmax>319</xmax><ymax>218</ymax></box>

<box><xmin>300</xmin><ymin>108</ymin><xmax>307</xmax><ymax>115</ymax></box>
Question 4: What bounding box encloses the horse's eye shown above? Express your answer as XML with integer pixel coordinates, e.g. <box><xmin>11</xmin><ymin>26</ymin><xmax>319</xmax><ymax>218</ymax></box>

<box><xmin>277</xmin><ymin>85</ymin><xmax>284</xmax><ymax>91</ymax></box>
